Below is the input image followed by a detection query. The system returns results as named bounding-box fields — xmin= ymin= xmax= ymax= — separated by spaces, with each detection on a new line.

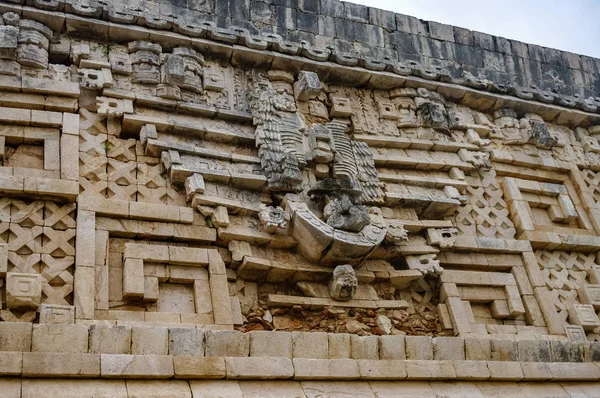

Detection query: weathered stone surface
xmin=101 ymin=354 xmax=174 ymax=378
xmin=250 ymin=331 xmax=292 ymax=358
xmin=31 ymin=324 xmax=88 ymax=353
xmin=206 ymin=331 xmax=249 ymax=358
xmin=169 ymin=328 xmax=205 ymax=357
xmin=125 ymin=380 xmax=192 ymax=398
xmin=89 ymin=325 xmax=131 ymax=354
xmin=174 ymin=357 xmax=226 ymax=379
xmin=132 ymin=327 xmax=169 ymax=355
xmin=225 ymin=357 xmax=294 ymax=379
xmin=22 ymin=352 xmax=100 ymax=377
xmin=293 ymin=358 xmax=360 ymax=380
xmin=0 ymin=322 xmax=32 ymax=352
xmin=292 ymin=332 xmax=329 ymax=359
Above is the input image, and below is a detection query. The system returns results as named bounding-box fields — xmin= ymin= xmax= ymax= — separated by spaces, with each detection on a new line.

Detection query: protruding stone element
xmin=0 ymin=25 xmax=18 ymax=60
xmin=162 ymin=47 xmax=204 ymax=93
xmin=250 ymin=71 xmax=303 ymax=192
xmin=309 ymin=178 xmax=370 ymax=233
xmin=426 ymin=227 xmax=458 ymax=249
xmin=78 ymin=68 xmax=113 ymax=89
xmin=329 ymin=265 xmax=358 ymax=301
xmin=17 ymin=19 xmax=52 ymax=69
xmin=6 ymin=272 xmax=42 ymax=310
xmin=525 ymin=118 xmax=557 ymax=149
xmin=385 ymin=221 xmax=409 ymax=244
xmin=258 ymin=205 xmax=289 ymax=234
xmin=39 ymin=304 xmax=75 ymax=324
xmin=405 ymin=254 xmax=443 ymax=277
xmin=564 ymin=325 xmax=587 ymax=342
xmin=96 ymin=97 xmax=133 ymax=117
xmin=415 ymin=96 xmax=448 ymax=131
xmin=568 ymin=304 xmax=600 ymax=330
xmin=294 ymin=71 xmax=323 ymax=101
xmin=129 ymin=41 xmax=162 ymax=84
xmin=185 ymin=173 xmax=205 ymax=197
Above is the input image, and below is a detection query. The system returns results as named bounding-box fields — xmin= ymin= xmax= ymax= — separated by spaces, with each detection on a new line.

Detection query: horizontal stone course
xmin=10 ymin=0 xmax=600 ymax=106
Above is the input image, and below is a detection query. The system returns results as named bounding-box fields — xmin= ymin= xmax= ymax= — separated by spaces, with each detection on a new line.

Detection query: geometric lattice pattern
xmin=536 ymin=250 xmax=598 ymax=326
xmin=452 ymin=169 xmax=516 ymax=239
xmin=582 ymin=169 xmax=600 ymax=206
xmin=1 ymin=200 xmax=76 ymax=313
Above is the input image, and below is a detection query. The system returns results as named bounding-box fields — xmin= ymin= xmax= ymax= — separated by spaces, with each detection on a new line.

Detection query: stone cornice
xmin=1 ymin=0 xmax=600 ymax=125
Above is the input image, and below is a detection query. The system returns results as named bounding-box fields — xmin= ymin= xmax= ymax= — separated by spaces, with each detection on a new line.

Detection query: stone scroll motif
xmin=2 ymin=9 xmax=600 ymax=346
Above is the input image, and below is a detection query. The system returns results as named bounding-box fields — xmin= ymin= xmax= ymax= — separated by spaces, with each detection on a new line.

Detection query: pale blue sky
xmin=353 ymin=0 xmax=600 ymax=59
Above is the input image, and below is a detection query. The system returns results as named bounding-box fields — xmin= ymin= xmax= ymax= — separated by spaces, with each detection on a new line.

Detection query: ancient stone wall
xmin=1 ymin=0 xmax=600 ymax=395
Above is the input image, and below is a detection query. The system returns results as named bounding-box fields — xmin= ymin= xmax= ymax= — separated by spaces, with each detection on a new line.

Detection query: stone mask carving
xmin=258 ymin=205 xmax=289 ymax=234
xmin=308 ymin=178 xmax=370 ymax=233
xmin=329 ymin=264 xmax=358 ymax=301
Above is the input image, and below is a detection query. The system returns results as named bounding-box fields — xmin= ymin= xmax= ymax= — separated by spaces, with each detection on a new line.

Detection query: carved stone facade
xmin=1 ymin=0 xmax=600 ymax=394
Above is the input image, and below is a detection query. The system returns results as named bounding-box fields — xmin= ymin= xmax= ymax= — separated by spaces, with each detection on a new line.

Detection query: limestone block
xmin=169 ymin=246 xmax=208 ymax=265
xmin=550 ymin=341 xmax=585 ymax=362
xmin=39 ymin=304 xmax=74 ymax=324
xmin=568 ymin=304 xmax=600 ymax=330
xmin=237 ymin=380 xmax=307 ymax=398
xmin=487 ymin=361 xmax=523 ymax=381
xmin=6 ymin=272 xmax=42 ymax=309
xmin=169 ymin=265 xmax=208 ymax=283
xmin=22 ymin=352 xmax=100 ymax=377
xmin=453 ymin=360 xmax=490 ymax=380
xmin=144 ymin=276 xmax=159 ymax=302
xmin=250 ymin=331 xmax=292 ymax=358
xmin=210 ymin=274 xmax=233 ymax=325
xmin=132 ymin=326 xmax=169 ymax=355
xmin=379 ymin=335 xmax=406 ymax=359
xmin=292 ymin=332 xmax=329 ymax=359
xmin=292 ymin=358 xmax=360 ymax=380
xmin=0 ymin=352 xmax=22 ymax=376
xmin=405 ymin=360 xmax=456 ymax=380
xmin=350 ymin=335 xmax=379 ymax=359
xmin=125 ymin=380 xmax=192 ymax=398
xmin=101 ymin=354 xmax=174 ymax=378
xmin=21 ymin=379 xmax=127 ymax=398
xmin=0 ymin=243 xmax=6 ymax=276
xmin=31 ymin=324 xmax=88 ymax=353
xmin=74 ymin=265 xmax=95 ymax=320
xmin=520 ymin=362 xmax=551 ymax=380
xmin=0 ymin=322 xmax=32 ymax=351
xmin=465 ymin=338 xmax=491 ymax=361
xmin=357 ymin=359 xmax=407 ymax=380
xmin=169 ymin=328 xmax=205 ymax=357
xmin=433 ymin=337 xmax=465 ymax=360
xmin=174 ymin=357 xmax=226 ymax=379
xmin=205 ymin=331 xmax=249 ymax=357
xmin=225 ymin=357 xmax=294 ymax=379
xmin=193 ymin=279 xmax=213 ymax=315
xmin=490 ymin=340 xmax=518 ymax=363
xmin=548 ymin=362 xmax=600 ymax=381
xmin=62 ymin=113 xmax=79 ymax=135
xmin=89 ymin=325 xmax=131 ymax=354
xmin=328 ymin=333 xmax=351 ymax=359
xmin=75 ymin=209 xmax=95 ymax=267
xmin=123 ymin=258 xmax=144 ymax=298
xmin=518 ymin=339 xmax=551 ymax=362
xmin=189 ymin=380 xmax=243 ymax=398
xmin=293 ymin=71 xmax=323 ymax=101
xmin=405 ymin=336 xmax=433 ymax=360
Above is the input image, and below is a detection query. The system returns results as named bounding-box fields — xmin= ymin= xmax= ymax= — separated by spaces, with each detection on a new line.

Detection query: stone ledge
xmin=4 ymin=323 xmax=600 ymax=365
xmin=1 ymin=348 xmax=600 ymax=381
xmin=6 ymin=378 xmax=600 ymax=397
